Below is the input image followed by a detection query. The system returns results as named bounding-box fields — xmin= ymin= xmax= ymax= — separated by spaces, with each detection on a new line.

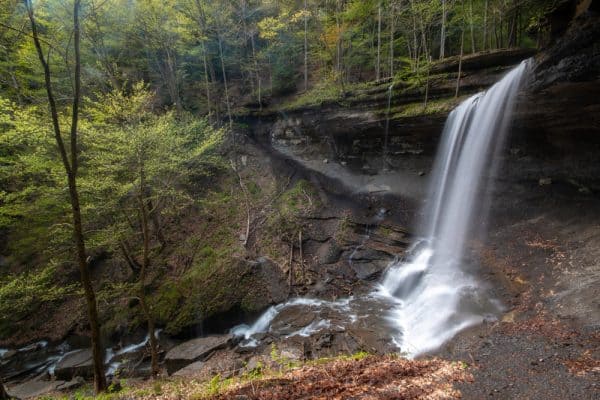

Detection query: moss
xmin=390 ymin=96 xmax=465 ymax=119
xmin=280 ymin=80 xmax=373 ymax=111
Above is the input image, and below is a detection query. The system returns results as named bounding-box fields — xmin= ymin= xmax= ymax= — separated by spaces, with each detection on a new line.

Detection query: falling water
xmin=379 ymin=60 xmax=530 ymax=356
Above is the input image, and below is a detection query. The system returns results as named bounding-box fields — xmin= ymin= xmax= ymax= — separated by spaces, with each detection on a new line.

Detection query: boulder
xmin=54 ymin=349 xmax=93 ymax=380
xmin=7 ymin=377 xmax=84 ymax=399
xmin=165 ymin=334 xmax=233 ymax=375
xmin=173 ymin=349 xmax=243 ymax=380
xmin=172 ymin=360 xmax=205 ymax=377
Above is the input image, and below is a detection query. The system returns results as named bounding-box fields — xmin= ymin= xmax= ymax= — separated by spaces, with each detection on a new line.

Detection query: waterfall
xmin=379 ymin=60 xmax=530 ymax=356
xmin=233 ymin=60 xmax=530 ymax=358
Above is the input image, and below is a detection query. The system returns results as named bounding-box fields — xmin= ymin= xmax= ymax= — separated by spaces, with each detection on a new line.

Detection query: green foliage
xmin=0 ymin=264 xmax=78 ymax=336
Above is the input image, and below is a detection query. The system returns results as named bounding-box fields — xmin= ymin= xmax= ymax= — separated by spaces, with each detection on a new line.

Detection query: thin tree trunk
xmin=440 ymin=0 xmax=446 ymax=59
xmin=493 ymin=10 xmax=498 ymax=49
xmin=201 ymin=42 xmax=212 ymax=121
xmin=304 ymin=0 xmax=308 ymax=91
xmin=298 ymin=230 xmax=304 ymax=282
xmin=147 ymin=199 xmax=166 ymax=249
xmin=424 ymin=56 xmax=431 ymax=108
xmin=455 ymin=29 xmax=464 ymax=98
xmin=250 ymin=34 xmax=262 ymax=109
xmin=288 ymin=241 xmax=294 ymax=291
xmin=217 ymin=33 xmax=233 ymax=131
xmin=508 ymin=4 xmax=518 ymax=48
xmin=483 ymin=0 xmax=488 ymax=51
xmin=137 ymin=165 xmax=159 ymax=378
xmin=240 ymin=0 xmax=258 ymax=105
xmin=410 ymin=1 xmax=418 ymax=71
xmin=335 ymin=0 xmax=342 ymax=75
xmin=119 ymin=240 xmax=141 ymax=274
xmin=269 ymin=57 xmax=274 ymax=94
xmin=25 ymin=0 xmax=107 ymax=392
xmin=469 ymin=0 xmax=475 ymax=53
xmin=376 ymin=1 xmax=382 ymax=80
xmin=389 ymin=1 xmax=395 ymax=77
xmin=499 ymin=11 xmax=504 ymax=48
xmin=164 ymin=48 xmax=181 ymax=112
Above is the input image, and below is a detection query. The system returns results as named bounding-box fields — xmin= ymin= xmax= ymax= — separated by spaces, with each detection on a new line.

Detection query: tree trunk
xmin=389 ymin=1 xmax=395 ymax=77
xmin=304 ymin=0 xmax=309 ymax=91
xmin=455 ymin=29 xmax=464 ymax=98
xmin=201 ymin=42 xmax=212 ymax=121
xmin=493 ymin=10 xmax=498 ymax=49
xmin=288 ymin=241 xmax=294 ymax=291
xmin=440 ymin=0 xmax=446 ymax=59
xmin=410 ymin=0 xmax=419 ymax=71
xmin=119 ymin=239 xmax=141 ymax=274
xmin=164 ymin=48 xmax=182 ymax=112
xmin=299 ymin=230 xmax=304 ymax=282
xmin=376 ymin=1 xmax=382 ymax=81
xmin=217 ymin=33 xmax=233 ymax=131
xmin=469 ymin=0 xmax=476 ymax=53
xmin=424 ymin=56 xmax=431 ymax=108
xmin=483 ymin=0 xmax=488 ymax=51
xmin=137 ymin=164 xmax=159 ymax=378
xmin=240 ymin=0 xmax=261 ymax=108
xmin=25 ymin=0 xmax=107 ymax=393
xmin=250 ymin=34 xmax=262 ymax=109
xmin=508 ymin=4 xmax=518 ymax=48
xmin=499 ymin=11 xmax=504 ymax=48
xmin=335 ymin=0 xmax=342 ymax=76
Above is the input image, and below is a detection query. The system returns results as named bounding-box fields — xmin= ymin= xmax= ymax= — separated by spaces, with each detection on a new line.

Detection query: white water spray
xmin=380 ymin=60 xmax=530 ymax=356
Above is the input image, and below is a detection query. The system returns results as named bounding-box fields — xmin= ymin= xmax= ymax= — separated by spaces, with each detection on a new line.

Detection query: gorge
xmin=1 ymin=1 xmax=599 ymax=399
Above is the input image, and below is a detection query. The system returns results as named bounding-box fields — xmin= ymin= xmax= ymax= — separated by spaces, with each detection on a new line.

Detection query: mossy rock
xmin=150 ymin=257 xmax=287 ymax=336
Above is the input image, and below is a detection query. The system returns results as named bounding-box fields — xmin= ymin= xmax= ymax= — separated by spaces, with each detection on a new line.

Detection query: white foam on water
xmin=231 ymin=297 xmax=354 ymax=346
xmin=286 ymin=319 xmax=331 ymax=338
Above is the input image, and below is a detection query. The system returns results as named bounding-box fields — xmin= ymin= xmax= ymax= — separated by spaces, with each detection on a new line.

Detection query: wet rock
xmin=348 ymin=248 xmax=393 ymax=280
xmin=1 ymin=349 xmax=16 ymax=360
xmin=270 ymin=308 xmax=316 ymax=335
xmin=165 ymin=334 xmax=233 ymax=375
xmin=316 ymin=240 xmax=342 ymax=264
xmin=54 ymin=349 xmax=93 ymax=380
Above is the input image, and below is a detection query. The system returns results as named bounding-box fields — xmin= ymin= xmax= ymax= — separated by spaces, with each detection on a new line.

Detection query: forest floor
xmin=41 ymin=354 xmax=473 ymax=399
